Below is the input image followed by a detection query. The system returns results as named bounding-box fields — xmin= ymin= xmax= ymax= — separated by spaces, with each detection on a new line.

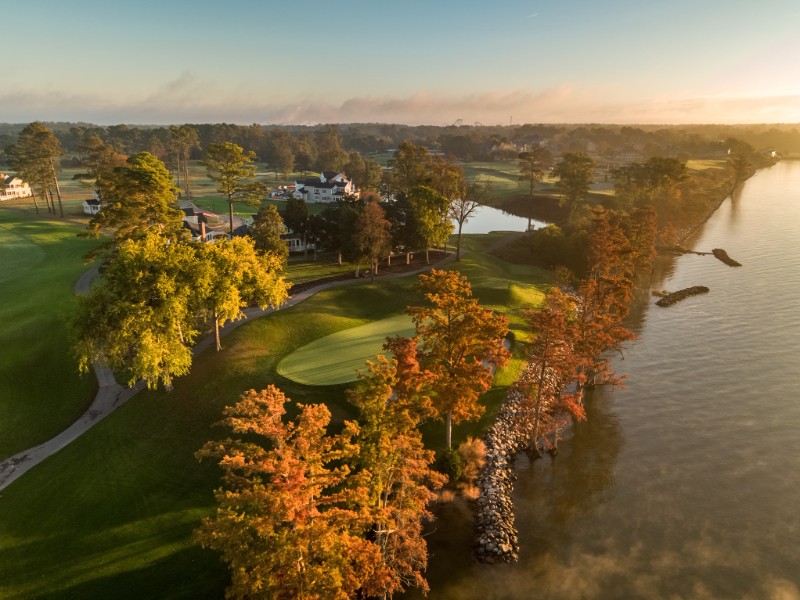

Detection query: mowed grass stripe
xmin=0 ymin=211 xmax=103 ymax=459
xmin=277 ymin=314 xmax=415 ymax=385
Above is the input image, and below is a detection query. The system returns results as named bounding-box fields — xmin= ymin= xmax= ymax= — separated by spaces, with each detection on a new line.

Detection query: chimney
xmin=200 ymin=220 xmax=206 ymax=241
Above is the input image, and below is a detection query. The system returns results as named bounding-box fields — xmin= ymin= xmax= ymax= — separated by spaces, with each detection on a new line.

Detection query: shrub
xmin=435 ymin=448 xmax=463 ymax=483
xmin=456 ymin=436 xmax=486 ymax=484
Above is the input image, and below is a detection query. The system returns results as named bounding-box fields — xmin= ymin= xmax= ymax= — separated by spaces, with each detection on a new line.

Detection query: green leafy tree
xmin=73 ymin=234 xmax=202 ymax=389
xmin=77 ymin=133 xmax=127 ymax=180
xmin=168 ymin=125 xmax=200 ymax=200
xmin=315 ymin=126 xmax=347 ymax=172
xmin=518 ymin=146 xmax=553 ymax=229
xmin=196 ymin=386 xmax=379 ymax=600
xmin=204 ymin=142 xmax=266 ymax=236
xmin=283 ymin=196 xmax=310 ymax=257
xmin=550 ymin=152 xmax=595 ymax=218
xmin=7 ymin=122 xmax=64 ymax=216
xmin=385 ymin=141 xmax=431 ymax=197
xmin=317 ymin=198 xmax=361 ymax=264
xmin=263 ymin=129 xmax=296 ymax=180
xmin=197 ymin=236 xmax=289 ymax=351
xmin=449 ymin=179 xmax=488 ymax=261
xmin=249 ymin=204 xmax=288 ymax=264
xmin=406 ymin=186 xmax=453 ymax=264
xmin=85 ymin=152 xmax=184 ymax=249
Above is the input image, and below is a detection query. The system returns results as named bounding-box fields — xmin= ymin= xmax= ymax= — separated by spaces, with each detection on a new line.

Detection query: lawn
xmin=0 ymin=231 xmax=550 ymax=599
xmin=0 ymin=209 xmax=103 ymax=459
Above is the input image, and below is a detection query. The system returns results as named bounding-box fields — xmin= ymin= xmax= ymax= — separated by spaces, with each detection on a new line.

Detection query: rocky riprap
xmin=655 ymin=286 xmax=710 ymax=307
xmin=474 ymin=386 xmax=534 ymax=563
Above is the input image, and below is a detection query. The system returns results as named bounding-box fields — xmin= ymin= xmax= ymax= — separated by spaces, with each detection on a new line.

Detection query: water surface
xmin=421 ymin=161 xmax=800 ymax=599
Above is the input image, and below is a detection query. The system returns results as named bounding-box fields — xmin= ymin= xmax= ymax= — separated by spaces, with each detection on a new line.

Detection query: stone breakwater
xmin=655 ymin=286 xmax=710 ymax=307
xmin=474 ymin=386 xmax=533 ymax=563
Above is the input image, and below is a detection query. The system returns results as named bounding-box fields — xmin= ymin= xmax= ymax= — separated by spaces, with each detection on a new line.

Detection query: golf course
xmin=0 ymin=203 xmax=551 ymax=599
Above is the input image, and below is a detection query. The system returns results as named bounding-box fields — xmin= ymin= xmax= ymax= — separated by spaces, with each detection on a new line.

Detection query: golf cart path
xmin=0 ymin=252 xmax=463 ymax=492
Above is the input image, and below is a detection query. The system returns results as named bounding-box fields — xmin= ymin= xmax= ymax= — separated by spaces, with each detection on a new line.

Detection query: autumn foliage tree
xmin=573 ymin=208 xmax=636 ymax=388
xmin=347 ymin=354 xmax=445 ymax=598
xmin=196 ymin=386 xmax=378 ymax=600
xmin=355 ymin=200 xmax=392 ymax=279
xmin=392 ymin=269 xmax=510 ymax=449
xmin=517 ymin=287 xmax=585 ymax=456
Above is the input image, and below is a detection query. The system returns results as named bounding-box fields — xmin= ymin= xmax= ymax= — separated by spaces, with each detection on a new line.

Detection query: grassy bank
xmin=0 ymin=210 xmax=103 ymax=458
xmin=0 ymin=231 xmax=549 ymax=599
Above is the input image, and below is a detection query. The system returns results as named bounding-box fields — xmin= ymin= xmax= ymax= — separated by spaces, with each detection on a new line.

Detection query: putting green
xmin=278 ymin=314 xmax=415 ymax=385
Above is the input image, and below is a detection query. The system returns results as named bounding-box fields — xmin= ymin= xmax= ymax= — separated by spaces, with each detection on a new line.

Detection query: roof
xmin=85 ymin=198 xmax=101 ymax=206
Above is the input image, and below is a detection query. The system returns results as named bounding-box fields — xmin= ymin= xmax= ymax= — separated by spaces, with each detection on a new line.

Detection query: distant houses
xmin=0 ymin=174 xmax=32 ymax=201
xmin=293 ymin=171 xmax=357 ymax=203
xmin=180 ymin=201 xmax=248 ymax=242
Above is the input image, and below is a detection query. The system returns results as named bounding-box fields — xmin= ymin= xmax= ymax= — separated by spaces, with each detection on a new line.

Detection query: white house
xmin=293 ymin=171 xmax=358 ymax=203
xmin=83 ymin=198 xmax=101 ymax=215
xmin=0 ymin=174 xmax=32 ymax=201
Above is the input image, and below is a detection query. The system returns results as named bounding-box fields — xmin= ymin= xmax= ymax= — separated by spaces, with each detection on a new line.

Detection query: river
xmin=417 ymin=160 xmax=800 ymax=599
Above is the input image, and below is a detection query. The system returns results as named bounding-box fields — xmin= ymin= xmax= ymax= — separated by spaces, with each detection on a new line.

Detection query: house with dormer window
xmin=293 ymin=171 xmax=358 ymax=203
xmin=0 ymin=174 xmax=32 ymax=201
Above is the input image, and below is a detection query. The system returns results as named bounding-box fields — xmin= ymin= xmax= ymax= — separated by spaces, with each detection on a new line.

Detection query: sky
xmin=4 ymin=0 xmax=800 ymax=125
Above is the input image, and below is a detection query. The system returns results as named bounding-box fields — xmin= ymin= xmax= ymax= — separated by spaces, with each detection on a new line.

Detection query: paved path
xmin=0 ymin=253 xmax=459 ymax=492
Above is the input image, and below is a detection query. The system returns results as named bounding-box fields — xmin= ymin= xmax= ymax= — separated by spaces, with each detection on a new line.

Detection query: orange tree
xmin=391 ymin=269 xmax=510 ymax=450
xmin=347 ymin=353 xmax=445 ymax=598
xmin=196 ymin=386 xmax=379 ymax=600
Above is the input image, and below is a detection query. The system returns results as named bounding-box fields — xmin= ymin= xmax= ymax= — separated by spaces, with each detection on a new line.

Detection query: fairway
xmin=277 ymin=314 xmax=415 ymax=385
xmin=0 ymin=211 xmax=103 ymax=459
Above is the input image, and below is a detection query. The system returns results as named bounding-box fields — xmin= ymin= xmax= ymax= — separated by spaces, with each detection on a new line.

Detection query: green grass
xmin=0 ymin=224 xmax=550 ymax=599
xmin=0 ymin=209 xmax=103 ymax=458
xmin=278 ymin=314 xmax=415 ymax=385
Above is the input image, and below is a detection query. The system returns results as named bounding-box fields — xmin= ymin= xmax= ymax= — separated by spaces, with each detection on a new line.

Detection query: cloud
xmin=0 ymin=78 xmax=797 ymax=125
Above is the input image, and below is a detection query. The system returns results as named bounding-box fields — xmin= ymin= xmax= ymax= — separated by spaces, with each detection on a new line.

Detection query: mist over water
xmin=417 ymin=161 xmax=800 ymax=599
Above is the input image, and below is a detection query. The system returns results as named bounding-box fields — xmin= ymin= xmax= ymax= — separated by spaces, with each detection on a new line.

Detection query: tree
xmin=728 ymin=153 xmax=752 ymax=195
xmin=169 ymin=125 xmax=200 ymax=200
xmin=196 ymin=386 xmax=379 ymax=600
xmin=316 ymin=198 xmax=361 ymax=264
xmin=249 ymin=204 xmax=288 ymax=264
xmin=550 ymin=152 xmax=595 ymax=217
xmin=315 ymin=126 xmax=347 ymax=172
xmin=405 ymin=186 xmax=453 ymax=264
xmin=197 ymin=236 xmax=289 ymax=351
xmin=574 ymin=208 xmax=636 ymax=388
xmin=393 ymin=269 xmax=510 ymax=449
xmin=77 ymin=133 xmax=127 ymax=180
xmin=204 ymin=142 xmax=266 ymax=236
xmin=263 ymin=129 xmax=296 ymax=180
xmin=385 ymin=141 xmax=431 ymax=197
xmin=518 ymin=146 xmax=552 ymax=229
xmin=73 ymin=233 xmax=202 ymax=389
xmin=84 ymin=152 xmax=184 ymax=248
xmin=294 ymin=133 xmax=317 ymax=175
xmin=283 ymin=197 xmax=310 ymax=258
xmin=355 ymin=200 xmax=392 ymax=280
xmin=7 ymin=122 xmax=64 ymax=217
xmin=517 ymin=288 xmax=585 ymax=456
xmin=519 ymin=147 xmax=552 ymax=196
xmin=347 ymin=356 xmax=445 ymax=598
xmin=449 ymin=179 xmax=488 ymax=261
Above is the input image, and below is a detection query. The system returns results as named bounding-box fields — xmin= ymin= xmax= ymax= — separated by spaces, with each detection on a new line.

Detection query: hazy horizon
xmin=8 ymin=0 xmax=800 ymax=126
